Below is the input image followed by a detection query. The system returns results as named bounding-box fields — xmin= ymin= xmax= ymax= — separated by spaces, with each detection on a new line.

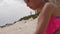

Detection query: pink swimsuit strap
xmin=45 ymin=16 xmax=60 ymax=34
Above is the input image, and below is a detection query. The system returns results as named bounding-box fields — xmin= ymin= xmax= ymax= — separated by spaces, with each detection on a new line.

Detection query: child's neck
xmin=37 ymin=2 xmax=46 ymax=11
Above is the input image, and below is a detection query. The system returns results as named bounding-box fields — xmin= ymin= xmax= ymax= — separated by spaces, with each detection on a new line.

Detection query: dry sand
xmin=0 ymin=18 xmax=38 ymax=34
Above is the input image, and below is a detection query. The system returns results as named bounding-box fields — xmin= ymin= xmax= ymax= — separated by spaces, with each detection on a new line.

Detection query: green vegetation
xmin=18 ymin=12 xmax=40 ymax=21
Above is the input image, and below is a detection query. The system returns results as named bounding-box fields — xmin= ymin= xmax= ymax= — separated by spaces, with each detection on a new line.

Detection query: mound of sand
xmin=0 ymin=18 xmax=38 ymax=34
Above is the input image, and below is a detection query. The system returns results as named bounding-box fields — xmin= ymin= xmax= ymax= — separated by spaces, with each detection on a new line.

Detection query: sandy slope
xmin=0 ymin=18 xmax=38 ymax=34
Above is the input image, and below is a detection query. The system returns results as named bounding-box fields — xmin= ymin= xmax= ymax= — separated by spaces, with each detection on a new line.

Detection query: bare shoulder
xmin=44 ymin=2 xmax=58 ymax=9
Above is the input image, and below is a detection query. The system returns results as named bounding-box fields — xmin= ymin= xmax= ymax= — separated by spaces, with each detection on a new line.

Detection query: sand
xmin=0 ymin=18 xmax=38 ymax=34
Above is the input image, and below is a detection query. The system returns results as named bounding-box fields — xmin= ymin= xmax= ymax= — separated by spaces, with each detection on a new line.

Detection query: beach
xmin=0 ymin=18 xmax=38 ymax=34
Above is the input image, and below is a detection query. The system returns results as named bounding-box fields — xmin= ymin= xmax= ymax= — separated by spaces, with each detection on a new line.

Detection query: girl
xmin=24 ymin=0 xmax=60 ymax=34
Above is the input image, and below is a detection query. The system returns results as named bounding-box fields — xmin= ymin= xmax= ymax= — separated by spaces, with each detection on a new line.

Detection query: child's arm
xmin=34 ymin=3 xmax=57 ymax=34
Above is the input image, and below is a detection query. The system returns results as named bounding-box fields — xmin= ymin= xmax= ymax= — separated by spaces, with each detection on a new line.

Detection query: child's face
xmin=24 ymin=0 xmax=42 ymax=10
